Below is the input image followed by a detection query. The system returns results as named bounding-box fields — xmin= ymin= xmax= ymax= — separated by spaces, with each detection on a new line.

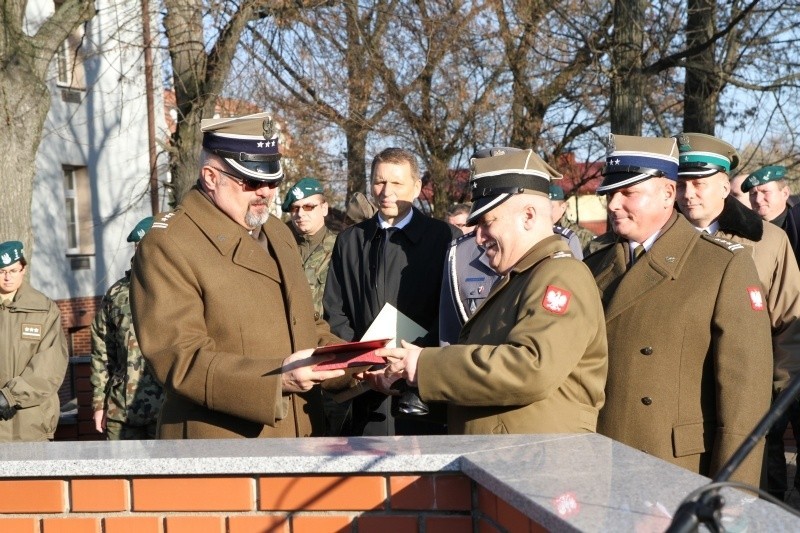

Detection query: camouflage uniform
xmin=557 ymin=214 xmax=596 ymax=253
xmin=91 ymin=271 xmax=164 ymax=439
xmin=292 ymin=225 xmax=338 ymax=317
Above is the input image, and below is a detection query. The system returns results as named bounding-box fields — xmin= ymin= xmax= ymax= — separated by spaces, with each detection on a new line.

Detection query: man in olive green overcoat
xmin=131 ymin=113 xmax=344 ymax=439
xmin=376 ymin=148 xmax=608 ymax=434
xmin=583 ymin=134 xmax=772 ymax=487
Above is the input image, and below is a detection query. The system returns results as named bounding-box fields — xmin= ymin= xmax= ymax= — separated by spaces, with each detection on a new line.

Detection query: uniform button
xmin=640 ymin=346 xmax=653 ymax=355
xmin=292 ymin=316 xmax=297 ymax=325
xmin=641 ymin=397 xmax=653 ymax=406
xmin=314 ymin=312 xmax=320 ymax=321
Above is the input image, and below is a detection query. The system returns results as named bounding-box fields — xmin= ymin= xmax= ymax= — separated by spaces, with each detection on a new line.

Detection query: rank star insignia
xmin=257 ymin=141 xmax=264 ymax=148
xmin=747 ymin=286 xmax=765 ymax=311
xmin=542 ymin=285 xmax=571 ymax=314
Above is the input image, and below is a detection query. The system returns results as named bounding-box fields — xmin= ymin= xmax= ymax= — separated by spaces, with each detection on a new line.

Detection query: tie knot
xmin=634 ymin=245 xmax=645 ymax=260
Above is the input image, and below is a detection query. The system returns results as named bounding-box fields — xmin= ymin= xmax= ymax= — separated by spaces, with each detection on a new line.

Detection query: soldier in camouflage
xmin=91 ymin=217 xmax=163 ymax=440
xmin=282 ymin=177 xmax=337 ymax=318
xmin=549 ymin=184 xmax=596 ymax=252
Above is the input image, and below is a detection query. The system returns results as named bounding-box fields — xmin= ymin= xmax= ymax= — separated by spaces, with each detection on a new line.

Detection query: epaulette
xmin=552 ymin=224 xmax=576 ymax=239
xmin=150 ymin=209 xmax=181 ymax=231
xmin=451 ymin=231 xmax=476 ymax=248
xmin=551 ymin=250 xmax=573 ymax=259
xmin=702 ymin=233 xmax=746 ymax=253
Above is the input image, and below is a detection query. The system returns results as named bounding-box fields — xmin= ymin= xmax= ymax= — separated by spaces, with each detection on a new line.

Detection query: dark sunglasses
xmin=211 ymin=167 xmax=280 ymax=191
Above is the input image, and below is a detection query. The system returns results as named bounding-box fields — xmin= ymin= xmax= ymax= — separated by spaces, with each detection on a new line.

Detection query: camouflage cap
xmin=597 ymin=134 xmax=679 ymax=194
xmin=0 ymin=241 xmax=24 ymax=267
xmin=281 ymin=177 xmax=325 ymax=212
xmin=549 ymin=183 xmax=565 ymax=201
xmin=467 ymin=148 xmax=562 ymax=226
xmin=674 ymin=133 xmax=739 ymax=178
xmin=741 ymin=165 xmax=788 ymax=192
xmin=126 ymin=216 xmax=154 ymax=243
xmin=201 ymin=112 xmax=283 ymax=183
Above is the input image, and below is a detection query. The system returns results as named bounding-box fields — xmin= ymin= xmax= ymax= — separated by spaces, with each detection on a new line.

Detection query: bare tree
xmin=0 ymin=0 xmax=95 ymax=253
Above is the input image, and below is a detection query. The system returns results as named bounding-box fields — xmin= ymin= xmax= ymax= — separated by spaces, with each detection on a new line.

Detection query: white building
xmin=27 ymin=0 xmax=168 ymax=303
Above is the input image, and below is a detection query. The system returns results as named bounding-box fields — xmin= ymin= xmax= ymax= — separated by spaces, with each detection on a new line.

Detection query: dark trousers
xmin=763 ymin=399 xmax=800 ymax=500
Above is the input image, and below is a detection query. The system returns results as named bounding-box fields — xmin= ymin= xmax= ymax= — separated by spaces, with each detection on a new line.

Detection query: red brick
xmin=71 ymin=479 xmax=128 ymax=512
xmin=477 ymin=517 xmax=503 ymax=533
xmin=259 ymin=476 xmax=385 ymax=511
xmin=41 ymin=517 xmax=98 ymax=533
xmin=477 ymin=486 xmax=497 ymax=520
xmin=389 ymin=476 xmax=434 ymax=510
xmin=228 ymin=515 xmax=289 ymax=533
xmin=164 ymin=516 xmax=223 ymax=533
xmin=72 ymin=364 xmax=92 ymax=378
xmin=291 ymin=515 xmax=352 ymax=533
xmin=132 ymin=477 xmax=253 ymax=511
xmin=357 ymin=514 xmax=417 ymax=533
xmin=75 ymin=379 xmax=92 ymax=393
xmin=0 ymin=518 xmax=38 ymax=533
xmin=0 ymin=480 xmax=65 ymax=513
xmin=434 ymin=475 xmax=471 ymax=510
xmin=530 ymin=519 xmax=548 ymax=533
xmin=425 ymin=516 xmax=471 ymax=533
xmin=497 ymin=498 xmax=530 ymax=533
xmin=104 ymin=516 xmax=161 ymax=533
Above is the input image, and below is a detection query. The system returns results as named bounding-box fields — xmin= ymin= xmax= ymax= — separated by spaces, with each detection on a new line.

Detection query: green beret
xmin=126 ymin=216 xmax=154 ymax=243
xmin=0 ymin=241 xmax=24 ymax=267
xmin=742 ymin=165 xmax=788 ymax=192
xmin=282 ymin=177 xmax=324 ymax=212
xmin=675 ymin=132 xmax=739 ymax=177
xmin=549 ymin=184 xmax=565 ymax=201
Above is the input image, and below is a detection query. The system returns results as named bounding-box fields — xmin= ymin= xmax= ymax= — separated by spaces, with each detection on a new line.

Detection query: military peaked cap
xmin=674 ymin=133 xmax=739 ymax=178
xmin=467 ymin=148 xmax=562 ymax=226
xmin=597 ymin=134 xmax=679 ymax=194
xmin=201 ymin=112 xmax=283 ymax=183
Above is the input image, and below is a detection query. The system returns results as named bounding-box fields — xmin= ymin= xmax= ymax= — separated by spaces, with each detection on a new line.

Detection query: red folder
xmin=312 ymin=338 xmax=392 ymax=370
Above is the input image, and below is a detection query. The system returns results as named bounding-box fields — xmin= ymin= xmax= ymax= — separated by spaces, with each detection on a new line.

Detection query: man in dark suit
xmin=583 ymin=134 xmax=773 ymax=487
xmin=323 ymin=147 xmax=460 ymax=436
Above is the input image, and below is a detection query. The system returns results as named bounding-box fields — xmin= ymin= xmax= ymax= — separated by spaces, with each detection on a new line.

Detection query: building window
xmin=53 ymin=2 xmax=86 ymax=90
xmin=62 ymin=166 xmax=95 ymax=256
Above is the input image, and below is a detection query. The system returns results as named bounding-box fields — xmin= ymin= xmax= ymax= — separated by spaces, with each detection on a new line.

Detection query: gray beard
xmin=245 ymin=209 xmax=270 ymax=229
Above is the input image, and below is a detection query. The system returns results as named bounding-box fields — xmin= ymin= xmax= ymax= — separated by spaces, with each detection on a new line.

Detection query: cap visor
xmin=466 ymin=193 xmax=512 ymax=226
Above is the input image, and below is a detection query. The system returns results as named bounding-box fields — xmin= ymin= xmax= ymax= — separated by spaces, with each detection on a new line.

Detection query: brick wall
xmin=0 ymin=474 xmax=545 ymax=532
xmin=56 ymin=296 xmax=101 ymax=357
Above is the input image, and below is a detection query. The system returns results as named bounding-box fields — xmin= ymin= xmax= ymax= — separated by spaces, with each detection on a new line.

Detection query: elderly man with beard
xmin=130 ymin=112 xmax=345 ymax=439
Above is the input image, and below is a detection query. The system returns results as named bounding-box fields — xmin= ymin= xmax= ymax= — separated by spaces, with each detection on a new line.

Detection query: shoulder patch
xmin=747 ymin=286 xmax=765 ymax=311
xmin=703 ymin=234 xmax=746 ymax=252
xmin=542 ymin=285 xmax=571 ymax=314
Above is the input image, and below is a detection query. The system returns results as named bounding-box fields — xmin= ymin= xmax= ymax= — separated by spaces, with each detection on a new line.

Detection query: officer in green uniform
xmin=0 ymin=241 xmax=68 ymax=441
xmin=549 ymin=183 xmax=596 ymax=252
xmin=91 ymin=217 xmax=164 ymax=440
xmin=282 ymin=178 xmax=338 ymax=318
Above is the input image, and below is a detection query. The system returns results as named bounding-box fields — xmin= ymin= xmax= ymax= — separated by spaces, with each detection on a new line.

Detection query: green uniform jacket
xmin=417 ymin=235 xmax=608 ymax=434
xmin=90 ymin=272 xmax=164 ymax=425
xmin=131 ymin=188 xmax=341 ymax=439
xmin=291 ymin=225 xmax=337 ymax=318
xmin=584 ymin=212 xmax=772 ymax=486
xmin=0 ymin=281 xmax=68 ymax=441
xmin=708 ymin=198 xmax=800 ymax=393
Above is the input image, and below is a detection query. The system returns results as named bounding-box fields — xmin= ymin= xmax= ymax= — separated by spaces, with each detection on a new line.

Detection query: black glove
xmin=0 ymin=393 xmax=17 ymax=421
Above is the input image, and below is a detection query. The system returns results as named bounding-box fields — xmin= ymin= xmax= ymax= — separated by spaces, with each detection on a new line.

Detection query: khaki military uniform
xmin=418 ymin=235 xmax=608 ymax=434
xmin=291 ymin=225 xmax=337 ymax=318
xmin=0 ymin=281 xmax=68 ymax=441
xmin=91 ymin=272 xmax=164 ymax=439
xmin=131 ymin=188 xmax=341 ymax=439
xmin=584 ymin=212 xmax=772 ymax=486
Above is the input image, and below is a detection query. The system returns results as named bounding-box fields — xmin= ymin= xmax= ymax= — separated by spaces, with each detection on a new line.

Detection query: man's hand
xmin=0 ymin=393 xmax=16 ymax=421
xmin=374 ymin=340 xmax=422 ymax=386
xmin=355 ymin=366 xmax=402 ymax=395
xmin=93 ymin=409 xmax=107 ymax=433
xmin=281 ymin=348 xmax=346 ymax=393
